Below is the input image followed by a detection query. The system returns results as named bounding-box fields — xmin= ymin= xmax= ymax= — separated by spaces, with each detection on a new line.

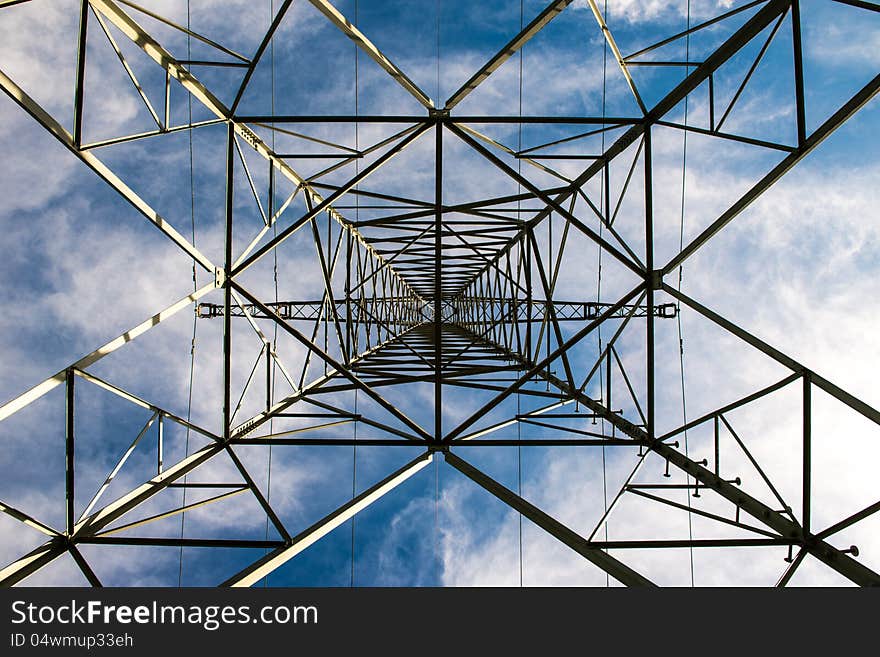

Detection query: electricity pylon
xmin=1 ymin=0 xmax=878 ymax=586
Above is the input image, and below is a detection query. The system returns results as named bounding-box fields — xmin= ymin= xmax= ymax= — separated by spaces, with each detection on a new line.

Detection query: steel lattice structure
xmin=0 ymin=0 xmax=879 ymax=586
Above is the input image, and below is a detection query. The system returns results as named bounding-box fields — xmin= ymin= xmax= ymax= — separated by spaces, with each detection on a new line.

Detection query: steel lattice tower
xmin=1 ymin=0 xmax=879 ymax=586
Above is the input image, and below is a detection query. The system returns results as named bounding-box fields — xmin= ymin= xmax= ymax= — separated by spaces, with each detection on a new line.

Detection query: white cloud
xmin=572 ymin=0 xmax=736 ymax=24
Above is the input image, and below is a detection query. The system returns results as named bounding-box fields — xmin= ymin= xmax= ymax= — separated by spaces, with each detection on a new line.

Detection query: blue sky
xmin=0 ymin=0 xmax=878 ymax=586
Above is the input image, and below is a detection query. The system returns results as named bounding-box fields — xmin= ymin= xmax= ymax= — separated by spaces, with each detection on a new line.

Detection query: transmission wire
xmin=178 ymin=0 xmax=197 ymax=588
xmin=262 ymin=0 xmax=279 ymax=588
xmin=596 ymin=0 xmax=610 ymax=589
xmin=676 ymin=0 xmax=696 ymax=588
xmin=516 ymin=0 xmax=524 ymax=589
xmin=350 ymin=0 xmax=359 ymax=589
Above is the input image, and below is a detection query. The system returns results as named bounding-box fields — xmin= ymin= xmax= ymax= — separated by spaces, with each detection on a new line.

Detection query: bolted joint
xmin=214 ymin=267 xmax=226 ymax=288
xmin=649 ymin=269 xmax=664 ymax=290
xmin=428 ymin=443 xmax=450 ymax=455
xmin=429 ymin=107 xmax=450 ymax=121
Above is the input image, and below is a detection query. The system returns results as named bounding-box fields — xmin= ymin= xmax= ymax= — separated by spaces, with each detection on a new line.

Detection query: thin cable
xmin=596 ymin=0 xmax=610 ymax=589
xmin=517 ymin=0 xmax=524 ymax=590
xmin=178 ymin=0 xmax=197 ymax=588
xmin=676 ymin=0 xmax=696 ymax=588
xmin=262 ymin=0 xmax=278 ymax=588
xmin=516 ymin=367 xmax=523 ymax=587
xmin=350 ymin=0 xmax=359 ymax=589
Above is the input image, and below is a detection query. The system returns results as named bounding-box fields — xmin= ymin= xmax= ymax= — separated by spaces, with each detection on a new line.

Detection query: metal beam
xmin=65 ymin=370 xmax=75 ymax=535
xmin=223 ymin=452 xmax=432 ymax=586
xmin=664 ymin=72 xmax=880 ymax=275
xmin=0 ymin=283 xmax=216 ymax=423
xmin=457 ymin=312 xmax=880 ymax=586
xmin=88 ymin=0 xmax=421 ymax=302
xmin=0 ymin=541 xmax=67 ymax=587
xmin=434 ymin=123 xmax=443 ymax=442
xmin=306 ymin=0 xmax=433 ymax=109
xmin=0 ymin=68 xmax=217 ymax=273
xmin=230 ymin=0 xmax=296 ymax=112
xmin=230 ymin=281 xmax=433 ymax=441
xmin=536 ymin=366 xmax=880 ymax=587
xmin=73 ymin=0 xmax=88 ymax=146
xmin=445 ymin=451 xmax=655 ymax=586
xmin=445 ymin=0 xmax=574 ymax=109
xmin=664 ymin=284 xmax=880 ymax=429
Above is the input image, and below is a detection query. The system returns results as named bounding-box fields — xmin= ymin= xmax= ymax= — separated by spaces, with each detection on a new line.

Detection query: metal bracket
xmin=650 ymin=269 xmax=663 ymax=290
